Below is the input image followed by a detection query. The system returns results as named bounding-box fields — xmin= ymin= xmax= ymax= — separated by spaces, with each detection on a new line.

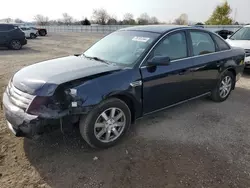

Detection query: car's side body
xmin=0 ymin=24 xmax=27 ymax=48
xmin=2 ymin=26 xmax=245 ymax=140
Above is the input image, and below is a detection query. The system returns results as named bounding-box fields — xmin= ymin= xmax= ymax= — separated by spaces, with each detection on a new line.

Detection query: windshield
xmin=230 ymin=27 xmax=250 ymax=40
xmin=83 ymin=31 xmax=160 ymax=66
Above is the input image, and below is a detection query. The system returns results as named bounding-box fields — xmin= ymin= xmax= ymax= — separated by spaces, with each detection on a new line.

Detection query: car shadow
xmin=23 ymin=86 xmax=250 ymax=188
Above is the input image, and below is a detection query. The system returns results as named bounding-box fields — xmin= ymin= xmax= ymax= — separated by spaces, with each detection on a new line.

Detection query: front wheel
xmin=79 ymin=98 xmax=131 ymax=148
xmin=30 ymin=33 xmax=36 ymax=39
xmin=210 ymin=71 xmax=235 ymax=102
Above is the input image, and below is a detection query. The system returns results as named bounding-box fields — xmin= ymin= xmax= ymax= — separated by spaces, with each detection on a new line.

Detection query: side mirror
xmin=227 ymin=35 xmax=231 ymax=39
xmin=148 ymin=56 xmax=170 ymax=66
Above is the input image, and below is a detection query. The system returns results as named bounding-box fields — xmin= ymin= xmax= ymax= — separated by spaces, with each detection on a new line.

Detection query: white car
xmin=20 ymin=26 xmax=38 ymax=39
xmin=226 ymin=25 xmax=250 ymax=68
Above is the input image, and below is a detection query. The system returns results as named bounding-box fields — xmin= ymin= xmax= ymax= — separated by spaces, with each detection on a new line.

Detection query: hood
xmin=226 ymin=39 xmax=250 ymax=49
xmin=12 ymin=55 xmax=122 ymax=95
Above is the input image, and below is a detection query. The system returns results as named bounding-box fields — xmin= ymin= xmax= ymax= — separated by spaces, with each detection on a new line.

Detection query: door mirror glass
xmin=148 ymin=56 xmax=170 ymax=66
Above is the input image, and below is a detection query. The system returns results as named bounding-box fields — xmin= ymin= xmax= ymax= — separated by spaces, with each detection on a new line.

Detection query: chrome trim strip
xmin=139 ymin=28 xmax=232 ymax=68
xmin=130 ymin=80 xmax=142 ymax=87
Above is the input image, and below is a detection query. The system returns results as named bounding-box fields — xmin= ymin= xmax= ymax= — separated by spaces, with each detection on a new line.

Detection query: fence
xmin=38 ymin=25 xmax=243 ymax=34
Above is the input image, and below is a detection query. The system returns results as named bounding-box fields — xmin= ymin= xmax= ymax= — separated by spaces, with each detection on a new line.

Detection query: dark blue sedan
xmin=2 ymin=25 xmax=245 ymax=148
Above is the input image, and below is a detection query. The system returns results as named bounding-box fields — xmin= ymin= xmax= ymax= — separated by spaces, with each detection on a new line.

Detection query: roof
xmin=120 ymin=25 xmax=191 ymax=34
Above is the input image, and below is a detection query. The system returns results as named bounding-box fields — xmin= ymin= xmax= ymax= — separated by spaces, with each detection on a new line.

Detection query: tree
xmin=62 ymin=13 xmax=73 ymax=25
xmin=137 ymin=13 xmax=150 ymax=25
xmin=2 ymin=18 xmax=12 ymax=23
xmin=92 ymin=8 xmax=109 ymax=25
xmin=149 ymin=16 xmax=159 ymax=24
xmin=14 ymin=18 xmax=24 ymax=23
xmin=205 ymin=1 xmax=232 ymax=25
xmin=81 ymin=18 xmax=91 ymax=25
xmin=34 ymin=14 xmax=49 ymax=25
xmin=107 ymin=18 xmax=117 ymax=25
xmin=123 ymin=13 xmax=135 ymax=25
xmin=174 ymin=14 xmax=188 ymax=25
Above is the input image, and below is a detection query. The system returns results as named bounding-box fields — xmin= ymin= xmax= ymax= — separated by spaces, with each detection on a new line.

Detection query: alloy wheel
xmin=219 ymin=76 xmax=232 ymax=98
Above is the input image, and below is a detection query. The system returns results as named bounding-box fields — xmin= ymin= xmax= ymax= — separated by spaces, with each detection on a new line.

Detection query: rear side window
xmin=190 ymin=31 xmax=216 ymax=56
xmin=212 ymin=34 xmax=230 ymax=51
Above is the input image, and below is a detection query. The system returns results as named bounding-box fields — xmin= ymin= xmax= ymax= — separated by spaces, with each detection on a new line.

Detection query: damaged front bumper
xmin=2 ymin=92 xmax=59 ymax=138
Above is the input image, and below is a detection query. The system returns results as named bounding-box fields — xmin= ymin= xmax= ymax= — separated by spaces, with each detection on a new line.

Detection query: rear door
xmin=0 ymin=25 xmax=8 ymax=45
xmin=187 ymin=30 xmax=222 ymax=96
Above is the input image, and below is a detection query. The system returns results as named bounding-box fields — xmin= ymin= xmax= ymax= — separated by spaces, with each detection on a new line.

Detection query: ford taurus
xmin=2 ymin=25 xmax=245 ymax=148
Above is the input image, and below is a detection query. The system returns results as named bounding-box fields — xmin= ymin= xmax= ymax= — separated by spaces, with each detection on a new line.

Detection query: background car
xmin=226 ymin=25 xmax=250 ymax=68
xmin=20 ymin=26 xmax=38 ymax=39
xmin=30 ymin=27 xmax=47 ymax=36
xmin=0 ymin=24 xmax=27 ymax=50
xmin=215 ymin=29 xmax=234 ymax=39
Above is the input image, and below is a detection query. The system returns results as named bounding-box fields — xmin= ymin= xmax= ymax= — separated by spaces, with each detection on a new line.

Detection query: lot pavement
xmin=0 ymin=33 xmax=250 ymax=188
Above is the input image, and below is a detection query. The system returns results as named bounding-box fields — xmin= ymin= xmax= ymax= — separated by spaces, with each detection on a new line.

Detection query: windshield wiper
xmin=83 ymin=54 xmax=110 ymax=64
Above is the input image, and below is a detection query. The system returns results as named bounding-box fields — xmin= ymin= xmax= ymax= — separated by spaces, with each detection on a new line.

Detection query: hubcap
xmin=94 ymin=108 xmax=126 ymax=143
xmin=219 ymin=76 xmax=232 ymax=98
xmin=11 ymin=40 xmax=21 ymax=49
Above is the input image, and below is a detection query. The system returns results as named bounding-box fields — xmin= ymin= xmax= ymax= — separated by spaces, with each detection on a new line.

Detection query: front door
xmin=140 ymin=31 xmax=196 ymax=114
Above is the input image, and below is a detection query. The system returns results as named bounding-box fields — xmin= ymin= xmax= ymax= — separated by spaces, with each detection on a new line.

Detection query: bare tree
xmin=2 ymin=18 xmax=12 ymax=23
xmin=92 ymin=8 xmax=109 ymax=25
xmin=123 ymin=13 xmax=135 ymax=25
xmin=62 ymin=13 xmax=73 ymax=25
xmin=149 ymin=16 xmax=159 ymax=24
xmin=14 ymin=18 xmax=24 ymax=23
xmin=174 ymin=14 xmax=188 ymax=25
xmin=34 ymin=14 xmax=49 ymax=25
xmin=137 ymin=13 xmax=150 ymax=25
xmin=123 ymin=13 xmax=134 ymax=21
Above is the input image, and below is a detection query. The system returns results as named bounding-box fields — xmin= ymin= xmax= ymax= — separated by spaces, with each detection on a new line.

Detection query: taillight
xmin=27 ymin=96 xmax=48 ymax=114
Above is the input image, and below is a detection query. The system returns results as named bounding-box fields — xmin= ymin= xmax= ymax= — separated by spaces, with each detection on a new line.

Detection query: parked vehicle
xmin=215 ymin=29 xmax=234 ymax=40
xmin=20 ymin=26 xmax=38 ymax=39
xmin=0 ymin=24 xmax=27 ymax=50
xmin=226 ymin=25 xmax=250 ymax=68
xmin=2 ymin=26 xmax=245 ymax=148
xmin=30 ymin=27 xmax=47 ymax=36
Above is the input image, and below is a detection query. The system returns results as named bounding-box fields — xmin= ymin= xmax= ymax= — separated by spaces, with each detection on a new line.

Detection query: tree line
xmin=1 ymin=1 xmax=246 ymax=26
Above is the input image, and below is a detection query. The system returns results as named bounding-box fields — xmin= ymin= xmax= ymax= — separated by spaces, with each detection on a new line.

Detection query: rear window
xmin=212 ymin=34 xmax=230 ymax=51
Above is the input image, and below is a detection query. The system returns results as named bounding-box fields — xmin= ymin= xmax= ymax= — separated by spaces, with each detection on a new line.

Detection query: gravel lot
xmin=0 ymin=33 xmax=250 ymax=188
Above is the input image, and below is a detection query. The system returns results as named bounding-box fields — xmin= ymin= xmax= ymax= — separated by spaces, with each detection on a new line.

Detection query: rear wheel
xmin=210 ymin=71 xmax=235 ymax=102
xmin=79 ymin=98 xmax=131 ymax=148
xmin=30 ymin=33 xmax=36 ymax=39
xmin=39 ymin=30 xmax=46 ymax=36
xmin=9 ymin=40 xmax=22 ymax=50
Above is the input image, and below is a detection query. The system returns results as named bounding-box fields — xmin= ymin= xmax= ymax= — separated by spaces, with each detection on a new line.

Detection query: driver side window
xmin=152 ymin=32 xmax=188 ymax=61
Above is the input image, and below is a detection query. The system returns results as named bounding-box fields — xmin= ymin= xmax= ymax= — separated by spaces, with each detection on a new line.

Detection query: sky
xmin=1 ymin=0 xmax=250 ymax=23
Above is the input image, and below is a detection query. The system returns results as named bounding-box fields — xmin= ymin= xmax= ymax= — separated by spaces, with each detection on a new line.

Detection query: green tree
xmin=205 ymin=1 xmax=232 ymax=25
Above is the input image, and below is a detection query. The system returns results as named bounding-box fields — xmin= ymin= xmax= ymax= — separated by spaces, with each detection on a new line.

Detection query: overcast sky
xmin=1 ymin=0 xmax=250 ymax=23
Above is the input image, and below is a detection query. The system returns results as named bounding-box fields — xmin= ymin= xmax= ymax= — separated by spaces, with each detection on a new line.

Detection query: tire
xmin=79 ymin=98 xmax=131 ymax=148
xmin=9 ymin=40 xmax=22 ymax=50
xmin=210 ymin=71 xmax=235 ymax=102
xmin=30 ymin=33 xmax=36 ymax=39
xmin=39 ymin=30 xmax=46 ymax=36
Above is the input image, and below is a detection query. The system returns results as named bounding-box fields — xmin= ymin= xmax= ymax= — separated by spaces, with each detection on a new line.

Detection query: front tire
xmin=210 ymin=71 xmax=235 ymax=102
xmin=79 ymin=98 xmax=131 ymax=148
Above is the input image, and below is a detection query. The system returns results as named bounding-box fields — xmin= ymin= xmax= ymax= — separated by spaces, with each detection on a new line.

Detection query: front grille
xmin=245 ymin=49 xmax=250 ymax=57
xmin=6 ymin=82 xmax=35 ymax=110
